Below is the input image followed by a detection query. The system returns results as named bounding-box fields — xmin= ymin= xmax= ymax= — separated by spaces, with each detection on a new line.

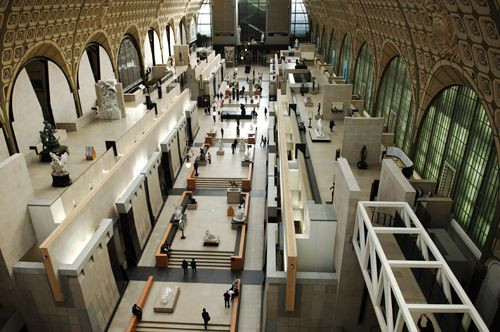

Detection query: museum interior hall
xmin=0 ymin=1 xmax=499 ymax=331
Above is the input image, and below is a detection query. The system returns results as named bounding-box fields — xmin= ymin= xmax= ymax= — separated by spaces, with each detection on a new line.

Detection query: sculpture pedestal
xmin=227 ymin=188 xmax=241 ymax=204
xmin=51 ymin=174 xmax=72 ymax=187
xmin=217 ymin=148 xmax=225 ymax=155
xmin=186 ymin=203 xmax=198 ymax=210
xmin=153 ymin=286 xmax=180 ymax=313
xmin=308 ymin=129 xmax=331 ymax=142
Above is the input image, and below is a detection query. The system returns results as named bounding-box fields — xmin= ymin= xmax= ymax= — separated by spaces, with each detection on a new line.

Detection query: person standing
xmin=212 ymin=113 xmax=216 ymax=123
xmin=236 ymin=126 xmax=240 ymax=137
xmin=329 ymin=119 xmax=335 ymax=132
xmin=221 ymin=127 xmax=224 ymax=138
xmin=231 ymin=142 xmax=235 ymax=154
xmin=264 ymin=107 xmax=268 ymax=117
xmin=207 ymin=152 xmax=212 ymax=164
xmin=190 ymin=258 xmax=197 ymax=275
xmin=260 ymin=135 xmax=264 ymax=147
xmin=236 ymin=117 xmax=240 ymax=128
xmin=417 ymin=314 xmax=434 ymax=332
xmin=132 ymin=304 xmax=142 ymax=320
xmin=194 ymin=160 xmax=199 ymax=176
xmin=201 ymin=308 xmax=210 ymax=330
xmin=181 ymin=259 xmax=189 ymax=276
xmin=263 ymin=137 xmax=267 ymax=147
xmin=223 ymin=291 xmax=231 ymax=308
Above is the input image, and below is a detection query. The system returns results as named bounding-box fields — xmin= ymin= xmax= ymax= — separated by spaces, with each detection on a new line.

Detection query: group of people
xmin=223 ymin=278 xmax=240 ymax=308
xmin=260 ymin=135 xmax=268 ymax=147
xmin=181 ymin=258 xmax=197 ymax=276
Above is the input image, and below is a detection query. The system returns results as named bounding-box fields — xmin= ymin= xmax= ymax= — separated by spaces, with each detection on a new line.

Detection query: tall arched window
xmin=415 ymin=85 xmax=499 ymax=251
xmin=328 ymin=30 xmax=337 ymax=70
xmin=118 ymin=35 xmax=143 ymax=91
xmin=197 ymin=0 xmax=212 ymax=38
xmin=338 ymin=35 xmax=351 ymax=81
xmin=353 ymin=43 xmax=374 ymax=115
xmin=290 ymin=0 xmax=309 ymax=40
xmin=375 ymin=56 xmax=414 ymax=154
xmin=163 ymin=24 xmax=175 ymax=63
xmin=320 ymin=27 xmax=327 ymax=56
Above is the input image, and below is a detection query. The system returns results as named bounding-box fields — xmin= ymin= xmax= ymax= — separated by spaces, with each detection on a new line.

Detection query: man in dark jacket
xmin=201 ymin=308 xmax=210 ymax=329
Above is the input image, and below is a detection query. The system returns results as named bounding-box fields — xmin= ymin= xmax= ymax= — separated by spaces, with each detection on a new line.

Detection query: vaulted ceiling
xmin=303 ymin=0 xmax=499 ymax=140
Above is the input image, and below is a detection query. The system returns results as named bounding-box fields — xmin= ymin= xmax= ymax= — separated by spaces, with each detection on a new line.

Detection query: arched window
xmin=197 ymin=0 xmax=212 ymax=38
xmin=320 ymin=27 xmax=327 ymax=56
xmin=78 ymin=43 xmax=115 ymax=116
xmin=144 ymin=28 xmax=162 ymax=68
xmin=290 ymin=0 xmax=309 ymax=40
xmin=315 ymin=24 xmax=320 ymax=51
xmin=415 ymin=85 xmax=499 ymax=251
xmin=338 ymin=35 xmax=351 ymax=81
xmin=353 ymin=43 xmax=374 ymax=115
xmin=375 ymin=56 xmax=414 ymax=154
xmin=118 ymin=35 xmax=143 ymax=91
xmin=328 ymin=30 xmax=337 ymax=70
xmin=163 ymin=24 xmax=175 ymax=63
xmin=10 ymin=58 xmax=77 ymax=153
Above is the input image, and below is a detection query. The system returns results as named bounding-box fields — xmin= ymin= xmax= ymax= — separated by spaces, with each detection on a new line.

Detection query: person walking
xmin=212 ymin=113 xmax=216 ymax=123
xmin=236 ymin=117 xmax=240 ymax=128
xmin=221 ymin=127 xmax=224 ymax=138
xmin=194 ymin=160 xmax=199 ymax=176
xmin=207 ymin=152 xmax=212 ymax=164
xmin=223 ymin=291 xmax=231 ymax=308
xmin=231 ymin=142 xmax=235 ymax=154
xmin=236 ymin=126 xmax=240 ymax=137
xmin=201 ymin=308 xmax=210 ymax=330
xmin=264 ymin=107 xmax=268 ymax=117
xmin=329 ymin=119 xmax=335 ymax=132
xmin=181 ymin=259 xmax=188 ymax=276
xmin=190 ymin=258 xmax=197 ymax=275
xmin=260 ymin=135 xmax=264 ymax=147
xmin=263 ymin=137 xmax=267 ymax=147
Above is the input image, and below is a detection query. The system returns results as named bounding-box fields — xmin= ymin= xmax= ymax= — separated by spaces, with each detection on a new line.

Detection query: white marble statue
xmin=244 ymin=148 xmax=251 ymax=161
xmin=174 ymin=203 xmax=182 ymax=219
xmin=160 ymin=287 xmax=174 ymax=305
xmin=218 ymin=138 xmax=223 ymax=150
xmin=239 ymin=138 xmax=246 ymax=152
xmin=295 ymin=38 xmax=299 ymax=49
xmin=234 ymin=206 xmax=245 ymax=221
xmin=261 ymin=33 xmax=265 ymax=43
xmin=96 ymin=81 xmax=121 ymax=119
xmin=50 ymin=152 xmax=69 ymax=176
xmin=315 ymin=118 xmax=326 ymax=137
xmin=203 ymin=230 xmax=220 ymax=244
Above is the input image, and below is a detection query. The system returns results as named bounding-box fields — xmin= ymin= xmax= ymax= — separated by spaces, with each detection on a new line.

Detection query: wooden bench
xmin=126 ymin=276 xmax=154 ymax=332
xmin=229 ymin=279 xmax=242 ymax=332
xmin=231 ymin=193 xmax=249 ymax=270
xmin=155 ymin=192 xmax=192 ymax=267
xmin=187 ymin=167 xmax=196 ymax=190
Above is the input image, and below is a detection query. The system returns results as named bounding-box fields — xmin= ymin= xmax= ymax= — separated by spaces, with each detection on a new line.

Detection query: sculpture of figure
xmin=235 ymin=206 xmax=245 ymax=221
xmin=295 ymin=38 xmax=299 ymax=48
xmin=261 ymin=33 xmax=265 ymax=43
xmin=315 ymin=118 xmax=325 ymax=137
xmin=205 ymin=230 xmax=217 ymax=241
xmin=218 ymin=138 xmax=223 ymax=150
xmin=199 ymin=147 xmax=206 ymax=159
xmin=97 ymin=80 xmax=121 ymax=119
xmin=357 ymin=145 xmax=368 ymax=170
xmin=174 ymin=203 xmax=182 ymax=219
xmin=244 ymin=148 xmax=251 ymax=161
xmin=160 ymin=287 xmax=174 ymax=305
xmin=50 ymin=152 xmax=69 ymax=176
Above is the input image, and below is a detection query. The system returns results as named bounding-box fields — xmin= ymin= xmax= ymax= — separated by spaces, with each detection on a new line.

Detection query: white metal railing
xmin=353 ymin=201 xmax=489 ymax=332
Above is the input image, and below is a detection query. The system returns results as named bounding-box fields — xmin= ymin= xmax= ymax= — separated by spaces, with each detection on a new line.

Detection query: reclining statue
xmin=203 ymin=230 xmax=220 ymax=245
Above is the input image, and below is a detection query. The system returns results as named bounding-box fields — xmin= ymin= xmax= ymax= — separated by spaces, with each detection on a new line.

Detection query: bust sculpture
xmin=50 ymin=152 xmax=72 ymax=187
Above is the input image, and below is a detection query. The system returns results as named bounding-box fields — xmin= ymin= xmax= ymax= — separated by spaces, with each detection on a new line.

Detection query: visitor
xmin=194 ymin=160 xmax=199 ymax=176
xmin=236 ymin=127 xmax=240 ymax=137
xmin=231 ymin=142 xmax=235 ymax=154
xmin=132 ymin=304 xmax=142 ymax=320
xmin=220 ymin=111 xmax=224 ymax=122
xmin=263 ymin=137 xmax=267 ymax=147
xmin=207 ymin=152 xmax=212 ymax=164
xmin=201 ymin=308 xmax=210 ymax=329
xmin=417 ymin=314 xmax=434 ymax=332
xmin=213 ymin=113 xmax=216 ymax=123
xmin=221 ymin=128 xmax=224 ymax=138
xmin=223 ymin=291 xmax=231 ymax=308
xmin=260 ymin=135 xmax=264 ymax=147
xmin=181 ymin=259 xmax=189 ymax=276
xmin=317 ymin=102 xmax=321 ymax=115
xmin=264 ymin=107 xmax=267 ymax=117
xmin=329 ymin=120 xmax=335 ymax=132
xmin=190 ymin=258 xmax=197 ymax=275
xmin=236 ymin=117 xmax=240 ymax=127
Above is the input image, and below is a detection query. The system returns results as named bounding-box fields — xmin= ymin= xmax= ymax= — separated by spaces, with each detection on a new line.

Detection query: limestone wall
xmin=341 ymin=117 xmax=384 ymax=166
xmin=378 ymin=159 xmax=416 ymax=205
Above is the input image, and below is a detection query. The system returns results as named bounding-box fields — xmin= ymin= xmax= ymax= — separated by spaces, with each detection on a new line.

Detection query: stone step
xmin=137 ymin=321 xmax=230 ymax=331
xmin=169 ymin=257 xmax=231 ymax=263
xmin=170 ymin=249 xmax=234 ymax=255
xmin=168 ymin=261 xmax=231 ymax=268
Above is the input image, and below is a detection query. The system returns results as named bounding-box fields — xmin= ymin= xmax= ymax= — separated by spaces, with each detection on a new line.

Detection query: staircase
xmin=136 ymin=321 xmax=231 ymax=331
xmin=195 ymin=177 xmax=242 ymax=189
xmin=168 ymin=249 xmax=232 ymax=269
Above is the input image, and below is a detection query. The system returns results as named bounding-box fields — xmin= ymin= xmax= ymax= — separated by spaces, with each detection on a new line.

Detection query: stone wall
xmin=378 ymin=159 xmax=416 ymax=205
xmin=341 ymin=117 xmax=384 ymax=166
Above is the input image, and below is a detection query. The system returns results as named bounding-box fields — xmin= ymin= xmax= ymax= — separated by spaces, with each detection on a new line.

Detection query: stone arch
xmin=123 ymin=24 xmax=143 ymax=62
xmin=77 ymin=31 xmax=116 ymax=78
xmin=5 ymin=41 xmax=74 ymax=113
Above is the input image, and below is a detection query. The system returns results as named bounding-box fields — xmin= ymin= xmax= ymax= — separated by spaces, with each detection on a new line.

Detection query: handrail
xmin=275 ymin=92 xmax=298 ymax=311
xmin=229 ymin=279 xmax=242 ymax=332
xmin=126 ymin=276 xmax=154 ymax=332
